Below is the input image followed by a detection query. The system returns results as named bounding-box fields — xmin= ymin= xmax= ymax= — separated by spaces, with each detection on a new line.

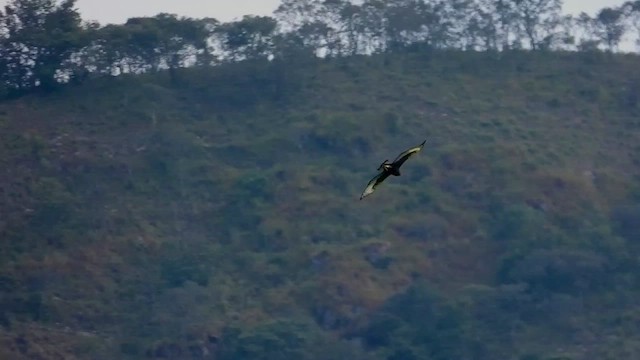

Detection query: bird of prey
xmin=360 ymin=140 xmax=426 ymax=200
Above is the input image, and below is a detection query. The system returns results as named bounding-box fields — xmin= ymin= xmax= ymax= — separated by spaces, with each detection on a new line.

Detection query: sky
xmin=0 ymin=0 xmax=632 ymax=25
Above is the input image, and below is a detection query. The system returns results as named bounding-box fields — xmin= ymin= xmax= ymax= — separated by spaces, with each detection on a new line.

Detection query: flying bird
xmin=360 ymin=140 xmax=426 ymax=200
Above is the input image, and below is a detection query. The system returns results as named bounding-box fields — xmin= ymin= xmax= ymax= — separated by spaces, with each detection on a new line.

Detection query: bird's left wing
xmin=391 ymin=139 xmax=426 ymax=168
xmin=360 ymin=171 xmax=391 ymax=199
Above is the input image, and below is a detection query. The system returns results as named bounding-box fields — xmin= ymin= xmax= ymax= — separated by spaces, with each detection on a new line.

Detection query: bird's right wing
xmin=360 ymin=171 xmax=391 ymax=199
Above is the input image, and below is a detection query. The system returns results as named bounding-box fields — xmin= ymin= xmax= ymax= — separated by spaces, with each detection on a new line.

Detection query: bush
xmin=358 ymin=283 xmax=476 ymax=360
xmin=217 ymin=320 xmax=371 ymax=360
xmin=159 ymin=244 xmax=210 ymax=288
xmin=498 ymin=249 xmax=608 ymax=295
xmin=611 ymin=204 xmax=640 ymax=242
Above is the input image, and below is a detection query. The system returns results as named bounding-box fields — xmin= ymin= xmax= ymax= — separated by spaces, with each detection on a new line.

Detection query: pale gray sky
xmin=0 ymin=0 xmax=631 ymax=24
xmin=74 ymin=0 xmax=281 ymax=23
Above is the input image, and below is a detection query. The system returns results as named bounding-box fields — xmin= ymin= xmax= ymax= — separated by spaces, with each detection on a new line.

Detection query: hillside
xmin=1 ymin=50 xmax=640 ymax=360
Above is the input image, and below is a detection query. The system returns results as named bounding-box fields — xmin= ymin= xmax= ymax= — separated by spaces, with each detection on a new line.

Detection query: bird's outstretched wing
xmin=391 ymin=139 xmax=426 ymax=168
xmin=360 ymin=171 xmax=391 ymax=199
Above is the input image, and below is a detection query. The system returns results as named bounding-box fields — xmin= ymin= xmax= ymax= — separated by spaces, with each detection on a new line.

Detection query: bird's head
xmin=378 ymin=159 xmax=390 ymax=171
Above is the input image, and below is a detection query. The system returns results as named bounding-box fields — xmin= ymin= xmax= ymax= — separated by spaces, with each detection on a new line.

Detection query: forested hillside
xmin=1 ymin=1 xmax=640 ymax=360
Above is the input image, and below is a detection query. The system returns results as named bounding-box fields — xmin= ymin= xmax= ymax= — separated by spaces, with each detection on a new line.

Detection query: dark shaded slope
xmin=1 ymin=50 xmax=639 ymax=359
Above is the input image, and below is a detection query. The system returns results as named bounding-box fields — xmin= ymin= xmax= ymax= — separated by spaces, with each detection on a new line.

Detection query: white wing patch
xmin=360 ymin=180 xmax=377 ymax=199
xmin=360 ymin=172 xmax=388 ymax=199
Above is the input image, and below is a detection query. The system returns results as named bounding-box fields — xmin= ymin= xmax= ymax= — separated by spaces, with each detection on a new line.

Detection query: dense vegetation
xmin=1 ymin=0 xmax=640 ymax=96
xmin=1 ymin=1 xmax=640 ymax=360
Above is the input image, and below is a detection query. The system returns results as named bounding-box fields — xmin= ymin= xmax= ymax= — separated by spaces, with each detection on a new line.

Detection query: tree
xmin=594 ymin=7 xmax=627 ymax=51
xmin=315 ymin=0 xmax=356 ymax=56
xmin=510 ymin=0 xmax=563 ymax=50
xmin=465 ymin=1 xmax=500 ymax=50
xmin=337 ymin=1 xmax=362 ymax=55
xmin=0 ymin=0 xmax=84 ymax=92
xmin=426 ymin=0 xmax=469 ymax=49
xmin=551 ymin=14 xmax=579 ymax=50
xmin=91 ymin=23 xmax=145 ymax=75
xmin=58 ymin=20 xmax=100 ymax=83
xmin=357 ymin=0 xmax=387 ymax=53
xmin=578 ymin=7 xmax=627 ymax=51
xmin=623 ymin=0 xmax=640 ymax=49
xmin=471 ymin=0 xmax=521 ymax=51
xmin=273 ymin=0 xmax=325 ymax=31
xmin=274 ymin=20 xmax=333 ymax=58
xmin=214 ymin=16 xmax=278 ymax=62
xmin=85 ymin=14 xmax=212 ymax=77
xmin=390 ymin=0 xmax=459 ymax=50
xmin=382 ymin=0 xmax=435 ymax=51
xmin=122 ymin=14 xmax=211 ymax=82
xmin=196 ymin=17 xmax=219 ymax=66
xmin=446 ymin=0 xmax=482 ymax=50
xmin=576 ymin=12 xmax=601 ymax=51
